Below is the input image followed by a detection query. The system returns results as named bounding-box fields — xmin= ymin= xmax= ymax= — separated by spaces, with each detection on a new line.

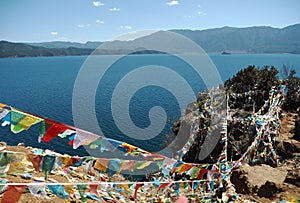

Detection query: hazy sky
xmin=1 ymin=0 xmax=299 ymax=42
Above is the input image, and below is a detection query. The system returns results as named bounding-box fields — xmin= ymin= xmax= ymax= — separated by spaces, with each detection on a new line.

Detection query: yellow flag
xmin=10 ymin=108 xmax=43 ymax=133
xmin=136 ymin=161 xmax=151 ymax=170
xmin=0 ymin=103 xmax=7 ymax=108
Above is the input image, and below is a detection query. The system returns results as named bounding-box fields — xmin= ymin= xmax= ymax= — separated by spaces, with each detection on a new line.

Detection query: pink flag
xmin=73 ymin=129 xmax=100 ymax=149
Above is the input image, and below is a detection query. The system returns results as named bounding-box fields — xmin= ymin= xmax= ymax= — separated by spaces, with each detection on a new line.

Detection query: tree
xmin=282 ymin=69 xmax=300 ymax=112
xmin=225 ymin=65 xmax=280 ymax=111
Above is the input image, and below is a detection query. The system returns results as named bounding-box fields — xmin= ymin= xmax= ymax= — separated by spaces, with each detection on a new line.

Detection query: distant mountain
xmin=92 ymin=24 xmax=300 ymax=54
xmin=27 ymin=41 xmax=102 ymax=49
xmin=0 ymin=41 xmax=93 ymax=58
xmin=1 ymin=23 xmax=300 ymax=58
xmin=171 ymin=23 xmax=300 ymax=54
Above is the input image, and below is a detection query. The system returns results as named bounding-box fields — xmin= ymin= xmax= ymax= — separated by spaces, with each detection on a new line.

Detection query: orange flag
xmin=0 ymin=103 xmax=7 ymax=108
xmin=94 ymin=158 xmax=109 ymax=172
xmin=176 ymin=163 xmax=193 ymax=175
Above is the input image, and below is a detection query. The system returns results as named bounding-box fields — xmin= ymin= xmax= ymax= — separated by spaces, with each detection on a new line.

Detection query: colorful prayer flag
xmin=10 ymin=108 xmax=43 ymax=134
xmin=73 ymin=129 xmax=100 ymax=149
xmin=1 ymin=184 xmax=27 ymax=203
xmin=42 ymin=155 xmax=56 ymax=180
xmin=47 ymin=184 xmax=69 ymax=199
xmin=40 ymin=119 xmax=68 ymax=143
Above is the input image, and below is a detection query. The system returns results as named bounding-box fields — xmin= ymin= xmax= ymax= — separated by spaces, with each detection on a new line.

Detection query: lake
xmin=0 ymin=54 xmax=299 ymax=156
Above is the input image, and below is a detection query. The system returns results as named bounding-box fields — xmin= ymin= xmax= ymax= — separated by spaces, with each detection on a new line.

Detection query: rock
xmin=257 ymin=181 xmax=281 ymax=198
xmin=294 ymin=113 xmax=300 ymax=141
xmin=230 ymin=166 xmax=250 ymax=194
xmin=284 ymin=164 xmax=300 ymax=187
xmin=172 ymin=120 xmax=181 ymax=136
xmin=169 ymin=120 xmax=191 ymax=153
xmin=276 ymin=139 xmax=300 ymax=158
xmin=185 ymin=102 xmax=198 ymax=115
xmin=0 ymin=142 xmax=6 ymax=151
xmin=231 ymin=164 xmax=287 ymax=197
xmin=292 ymin=139 xmax=300 ymax=152
xmin=276 ymin=112 xmax=300 ymax=158
xmin=0 ymin=142 xmax=6 ymax=147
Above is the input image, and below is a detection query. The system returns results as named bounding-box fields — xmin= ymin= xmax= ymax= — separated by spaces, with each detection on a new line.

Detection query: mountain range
xmin=171 ymin=23 xmax=300 ymax=53
xmin=1 ymin=23 xmax=300 ymax=57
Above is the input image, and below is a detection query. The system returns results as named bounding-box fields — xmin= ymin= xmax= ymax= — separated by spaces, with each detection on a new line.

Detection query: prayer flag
xmin=27 ymin=154 xmax=42 ymax=172
xmin=1 ymin=184 xmax=27 ymax=203
xmin=28 ymin=182 xmax=47 ymax=197
xmin=73 ymin=129 xmax=100 ymax=149
xmin=134 ymin=161 xmax=151 ymax=170
xmin=119 ymin=160 xmax=134 ymax=172
xmin=40 ymin=119 xmax=68 ymax=143
xmin=89 ymin=183 xmax=99 ymax=197
xmin=77 ymin=184 xmax=87 ymax=202
xmin=0 ymin=108 xmax=10 ymax=120
xmin=47 ymin=184 xmax=69 ymax=199
xmin=157 ymin=182 xmax=171 ymax=191
xmin=94 ymin=158 xmax=109 ymax=172
xmin=42 ymin=155 xmax=56 ymax=180
xmin=107 ymin=159 xmax=121 ymax=176
xmin=177 ymin=163 xmax=193 ymax=175
xmin=10 ymin=108 xmax=42 ymax=134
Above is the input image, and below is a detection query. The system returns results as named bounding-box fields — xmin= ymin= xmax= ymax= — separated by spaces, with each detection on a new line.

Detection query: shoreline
xmin=1 ymin=52 xmax=300 ymax=59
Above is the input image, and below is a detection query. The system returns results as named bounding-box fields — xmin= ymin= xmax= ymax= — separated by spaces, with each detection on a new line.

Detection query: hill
xmin=27 ymin=41 xmax=102 ymax=49
xmin=0 ymin=41 xmax=93 ymax=58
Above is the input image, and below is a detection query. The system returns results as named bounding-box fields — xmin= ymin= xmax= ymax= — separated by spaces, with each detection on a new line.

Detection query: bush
xmin=282 ymin=69 xmax=300 ymax=112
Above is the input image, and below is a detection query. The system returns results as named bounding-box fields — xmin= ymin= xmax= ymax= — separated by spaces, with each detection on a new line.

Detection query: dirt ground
xmin=234 ymin=112 xmax=300 ymax=203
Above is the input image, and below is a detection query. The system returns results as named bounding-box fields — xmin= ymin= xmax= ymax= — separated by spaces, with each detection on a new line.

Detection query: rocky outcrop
xmin=276 ymin=113 xmax=300 ymax=158
xmin=231 ymin=112 xmax=300 ymax=202
xmin=294 ymin=112 xmax=300 ymax=141
xmin=231 ymin=164 xmax=287 ymax=198
xmin=172 ymin=120 xmax=181 ymax=136
xmin=284 ymin=162 xmax=300 ymax=187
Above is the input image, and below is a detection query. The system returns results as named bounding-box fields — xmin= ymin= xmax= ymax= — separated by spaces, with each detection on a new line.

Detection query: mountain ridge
xmin=27 ymin=41 xmax=103 ymax=49
xmin=1 ymin=23 xmax=300 ymax=57
xmin=170 ymin=23 xmax=300 ymax=53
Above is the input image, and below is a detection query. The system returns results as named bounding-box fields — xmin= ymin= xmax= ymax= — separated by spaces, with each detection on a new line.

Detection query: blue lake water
xmin=0 ymin=54 xmax=299 ymax=156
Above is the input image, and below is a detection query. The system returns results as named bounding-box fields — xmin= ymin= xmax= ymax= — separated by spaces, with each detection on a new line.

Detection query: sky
xmin=0 ymin=0 xmax=300 ymax=43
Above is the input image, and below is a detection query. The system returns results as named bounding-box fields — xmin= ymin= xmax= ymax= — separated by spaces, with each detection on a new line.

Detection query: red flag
xmin=41 ymin=119 xmax=68 ymax=143
xmin=133 ymin=183 xmax=143 ymax=199
xmin=1 ymin=184 xmax=27 ymax=203
xmin=198 ymin=168 xmax=208 ymax=179
xmin=27 ymin=154 xmax=42 ymax=172
xmin=157 ymin=182 xmax=170 ymax=191
xmin=68 ymin=139 xmax=74 ymax=146
xmin=89 ymin=183 xmax=99 ymax=197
